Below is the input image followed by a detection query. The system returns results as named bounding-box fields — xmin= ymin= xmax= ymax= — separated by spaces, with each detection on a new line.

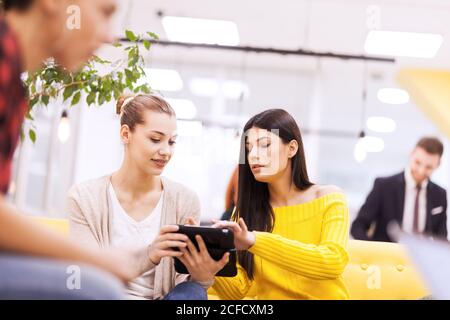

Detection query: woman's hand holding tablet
xmin=177 ymin=235 xmax=230 ymax=283
xmin=173 ymin=224 xmax=238 ymax=277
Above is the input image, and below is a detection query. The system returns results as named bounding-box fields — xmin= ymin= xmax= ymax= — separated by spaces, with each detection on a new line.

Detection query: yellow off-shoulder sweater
xmin=212 ymin=192 xmax=349 ymax=300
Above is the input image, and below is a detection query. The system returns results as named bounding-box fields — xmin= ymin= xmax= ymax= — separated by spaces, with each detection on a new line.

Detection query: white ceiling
xmin=112 ymin=0 xmax=450 ymax=69
xmin=97 ymin=0 xmax=450 ymax=206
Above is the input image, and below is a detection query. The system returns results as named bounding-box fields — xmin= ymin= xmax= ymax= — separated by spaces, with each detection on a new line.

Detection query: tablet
xmin=173 ymin=225 xmax=237 ymax=277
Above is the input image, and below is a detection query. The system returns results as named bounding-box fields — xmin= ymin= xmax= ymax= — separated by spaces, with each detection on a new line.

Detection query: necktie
xmin=413 ymin=184 xmax=421 ymax=233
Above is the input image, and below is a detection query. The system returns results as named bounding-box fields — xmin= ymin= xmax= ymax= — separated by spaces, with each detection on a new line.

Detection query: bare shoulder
xmin=315 ymin=184 xmax=344 ymax=198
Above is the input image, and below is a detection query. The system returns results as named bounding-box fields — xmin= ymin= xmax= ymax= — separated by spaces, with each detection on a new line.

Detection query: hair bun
xmin=116 ymin=94 xmax=135 ymax=115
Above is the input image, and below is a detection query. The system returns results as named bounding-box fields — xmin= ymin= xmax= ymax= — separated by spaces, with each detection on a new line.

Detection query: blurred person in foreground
xmin=0 ymin=0 xmax=160 ymax=299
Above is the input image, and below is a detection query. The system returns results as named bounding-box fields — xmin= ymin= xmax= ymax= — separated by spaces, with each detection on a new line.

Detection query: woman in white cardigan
xmin=67 ymin=94 xmax=229 ymax=300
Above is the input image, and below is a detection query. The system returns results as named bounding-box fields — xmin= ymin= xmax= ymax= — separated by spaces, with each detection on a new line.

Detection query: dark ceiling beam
xmin=120 ymin=38 xmax=396 ymax=63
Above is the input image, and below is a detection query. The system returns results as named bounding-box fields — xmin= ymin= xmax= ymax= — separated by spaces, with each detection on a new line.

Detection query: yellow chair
xmin=33 ymin=217 xmax=430 ymax=300
xmin=209 ymin=240 xmax=430 ymax=300
xmin=31 ymin=216 xmax=70 ymax=235
xmin=343 ymin=239 xmax=429 ymax=300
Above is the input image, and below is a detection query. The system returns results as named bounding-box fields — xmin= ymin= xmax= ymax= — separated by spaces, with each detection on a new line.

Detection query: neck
xmin=112 ymin=157 xmax=161 ymax=197
xmin=5 ymin=11 xmax=50 ymax=72
xmin=268 ymin=165 xmax=297 ymax=207
xmin=406 ymin=167 xmax=426 ymax=186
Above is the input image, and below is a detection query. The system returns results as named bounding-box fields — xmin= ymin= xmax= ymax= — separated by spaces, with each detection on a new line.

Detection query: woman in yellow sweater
xmin=212 ymin=109 xmax=349 ymax=300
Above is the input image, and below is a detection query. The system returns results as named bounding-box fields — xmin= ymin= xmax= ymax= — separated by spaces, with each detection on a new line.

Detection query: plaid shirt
xmin=0 ymin=19 xmax=27 ymax=194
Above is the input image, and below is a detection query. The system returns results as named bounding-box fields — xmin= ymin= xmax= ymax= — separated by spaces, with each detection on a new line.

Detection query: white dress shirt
xmin=402 ymin=168 xmax=428 ymax=234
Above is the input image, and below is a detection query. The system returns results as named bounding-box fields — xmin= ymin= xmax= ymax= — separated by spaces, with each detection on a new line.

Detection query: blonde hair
xmin=116 ymin=94 xmax=176 ymax=131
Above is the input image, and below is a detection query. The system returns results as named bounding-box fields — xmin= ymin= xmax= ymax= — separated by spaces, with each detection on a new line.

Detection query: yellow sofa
xmin=33 ymin=217 xmax=430 ymax=300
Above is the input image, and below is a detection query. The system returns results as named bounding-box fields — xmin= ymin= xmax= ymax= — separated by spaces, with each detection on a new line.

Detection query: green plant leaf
xmin=63 ymin=86 xmax=75 ymax=101
xmin=86 ymin=91 xmax=97 ymax=105
xmin=125 ymin=69 xmax=134 ymax=82
xmin=41 ymin=95 xmax=50 ymax=106
xmin=29 ymin=96 xmax=39 ymax=108
xmin=125 ymin=30 xmax=137 ymax=42
xmin=25 ymin=112 xmax=34 ymax=121
xmin=98 ymin=92 xmax=106 ymax=105
xmin=142 ymin=85 xmax=151 ymax=94
xmin=22 ymin=29 xmax=156 ymax=143
xmin=147 ymin=31 xmax=159 ymax=40
xmin=113 ymin=88 xmax=121 ymax=100
xmin=92 ymin=55 xmax=111 ymax=64
xmin=62 ymin=72 xmax=72 ymax=84
xmin=143 ymin=40 xmax=151 ymax=50
xmin=29 ymin=129 xmax=36 ymax=144
xmin=71 ymin=91 xmax=81 ymax=106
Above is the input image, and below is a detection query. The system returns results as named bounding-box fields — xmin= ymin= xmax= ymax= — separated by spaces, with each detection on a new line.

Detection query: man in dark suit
xmin=351 ymin=137 xmax=447 ymax=242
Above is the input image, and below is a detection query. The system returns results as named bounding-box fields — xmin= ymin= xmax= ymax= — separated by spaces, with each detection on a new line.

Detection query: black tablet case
xmin=174 ymin=225 xmax=237 ymax=277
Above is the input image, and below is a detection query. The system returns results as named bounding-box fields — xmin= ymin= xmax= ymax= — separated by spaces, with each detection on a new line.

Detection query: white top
xmin=109 ymin=182 xmax=163 ymax=300
xmin=402 ymin=167 xmax=428 ymax=234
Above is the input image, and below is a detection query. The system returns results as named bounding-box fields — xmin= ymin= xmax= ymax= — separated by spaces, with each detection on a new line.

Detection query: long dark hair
xmin=235 ymin=109 xmax=313 ymax=279
xmin=2 ymin=0 xmax=33 ymax=11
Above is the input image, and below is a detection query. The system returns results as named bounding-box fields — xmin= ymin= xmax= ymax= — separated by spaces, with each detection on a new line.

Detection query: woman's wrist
xmin=191 ymin=274 xmax=215 ymax=287
xmin=193 ymin=277 xmax=215 ymax=289
xmin=147 ymin=245 xmax=159 ymax=266
xmin=246 ymin=231 xmax=256 ymax=249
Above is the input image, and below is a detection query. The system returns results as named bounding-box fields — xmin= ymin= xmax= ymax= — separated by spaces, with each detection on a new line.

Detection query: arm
xmin=66 ymin=185 xmax=159 ymax=273
xmin=351 ymin=178 xmax=382 ymax=241
xmin=0 ymin=196 xmax=139 ymax=281
xmin=248 ymin=196 xmax=349 ymax=280
xmin=0 ymin=196 xmax=99 ymax=260
xmin=213 ymin=263 xmax=254 ymax=300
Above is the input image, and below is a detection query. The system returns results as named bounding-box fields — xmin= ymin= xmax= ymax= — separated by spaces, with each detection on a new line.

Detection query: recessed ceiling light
xmin=162 ymin=16 xmax=240 ymax=46
xmin=189 ymin=78 xmax=219 ymax=97
xmin=364 ymin=30 xmax=443 ymax=58
xmin=354 ymin=139 xmax=367 ymax=163
xmin=377 ymin=88 xmax=410 ymax=105
xmin=189 ymin=78 xmax=249 ymax=100
xmin=144 ymin=68 xmax=183 ymax=92
xmin=367 ymin=116 xmax=397 ymax=133
xmin=362 ymin=136 xmax=385 ymax=153
xmin=222 ymin=80 xmax=250 ymax=100
xmin=166 ymin=98 xmax=197 ymax=120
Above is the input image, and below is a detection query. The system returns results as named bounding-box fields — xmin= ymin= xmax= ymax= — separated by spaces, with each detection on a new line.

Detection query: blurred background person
xmin=351 ymin=137 xmax=447 ymax=242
